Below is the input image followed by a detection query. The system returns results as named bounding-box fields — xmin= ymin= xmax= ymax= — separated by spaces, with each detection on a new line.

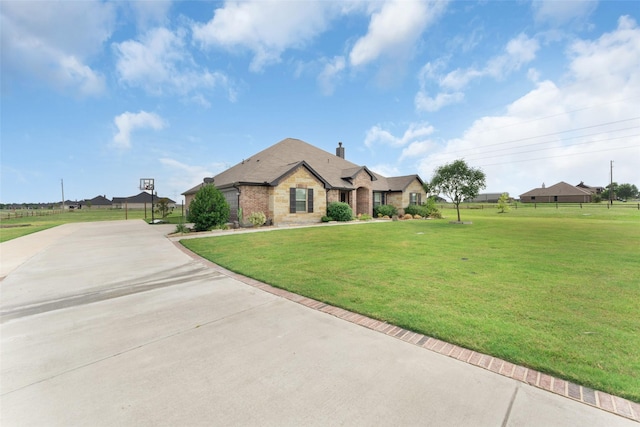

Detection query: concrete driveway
xmin=0 ymin=220 xmax=637 ymax=426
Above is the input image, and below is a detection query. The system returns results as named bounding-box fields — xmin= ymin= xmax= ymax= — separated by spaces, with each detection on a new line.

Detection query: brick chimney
xmin=336 ymin=142 xmax=345 ymax=159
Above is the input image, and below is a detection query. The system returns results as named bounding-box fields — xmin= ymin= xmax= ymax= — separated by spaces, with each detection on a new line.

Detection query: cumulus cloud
xmin=192 ymin=0 xmax=340 ymax=72
xmin=415 ymin=33 xmax=540 ymax=112
xmin=318 ymin=56 xmax=346 ymax=95
xmin=112 ymin=111 xmax=166 ymax=150
xmin=532 ymin=0 xmax=598 ymax=27
xmin=365 ymin=122 xmax=435 ymax=148
xmin=414 ymin=16 xmax=640 ymax=196
xmin=159 ymin=158 xmax=229 ymax=201
xmin=114 ymin=27 xmax=235 ymax=103
xmin=349 ymin=0 xmax=446 ymax=67
xmin=1 ymin=0 xmax=114 ymax=95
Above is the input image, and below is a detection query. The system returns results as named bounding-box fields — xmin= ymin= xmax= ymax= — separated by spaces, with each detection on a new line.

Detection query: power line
xmin=447 ymin=117 xmax=640 ymax=156
xmin=477 ymin=144 xmax=639 ymax=167
xmin=465 ymin=133 xmax=640 ymax=162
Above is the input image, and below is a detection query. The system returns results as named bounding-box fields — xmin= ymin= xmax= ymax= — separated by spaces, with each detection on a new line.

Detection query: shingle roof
xmin=113 ymin=192 xmax=175 ymax=203
xmin=86 ymin=195 xmax=112 ymax=206
xmin=520 ymin=181 xmax=592 ymax=197
xmin=183 ymin=138 xmax=425 ymax=195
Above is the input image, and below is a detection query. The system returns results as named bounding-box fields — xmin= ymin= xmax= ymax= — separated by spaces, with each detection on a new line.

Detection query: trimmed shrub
xmin=359 ymin=214 xmax=372 ymax=221
xmin=402 ymin=213 xmax=413 ymax=220
xmin=327 ymin=202 xmax=353 ymax=222
xmin=405 ymin=197 xmax=440 ymax=218
xmin=187 ymin=185 xmax=230 ymax=231
xmin=321 ymin=215 xmax=333 ymax=222
xmin=247 ymin=211 xmax=266 ymax=226
xmin=374 ymin=204 xmax=398 ymax=218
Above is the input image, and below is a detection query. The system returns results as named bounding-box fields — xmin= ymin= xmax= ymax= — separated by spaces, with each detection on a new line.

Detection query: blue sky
xmin=2 ymin=0 xmax=639 ymax=204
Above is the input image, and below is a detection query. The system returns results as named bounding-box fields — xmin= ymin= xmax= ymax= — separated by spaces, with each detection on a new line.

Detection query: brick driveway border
xmin=174 ymin=240 xmax=640 ymax=423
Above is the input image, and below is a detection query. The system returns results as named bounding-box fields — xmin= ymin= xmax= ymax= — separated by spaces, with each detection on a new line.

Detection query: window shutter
xmin=418 ymin=193 xmax=422 ymax=205
xmin=308 ymin=188 xmax=314 ymax=213
xmin=290 ymin=188 xmax=296 ymax=213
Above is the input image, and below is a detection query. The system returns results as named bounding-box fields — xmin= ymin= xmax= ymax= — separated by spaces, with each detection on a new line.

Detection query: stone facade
xmin=271 ymin=166 xmax=327 ymax=225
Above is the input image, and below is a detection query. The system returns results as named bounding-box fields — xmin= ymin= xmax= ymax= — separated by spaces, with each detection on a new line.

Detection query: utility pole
xmin=610 ymin=160 xmax=614 ymax=205
xmin=61 ymin=179 xmax=65 ymax=211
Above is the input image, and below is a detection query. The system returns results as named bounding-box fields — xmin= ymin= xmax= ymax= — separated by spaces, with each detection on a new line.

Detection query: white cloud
xmin=192 ymin=0 xmax=340 ymax=72
xmin=318 ymin=56 xmax=346 ymax=95
xmin=159 ymin=158 xmax=229 ymax=202
xmin=112 ymin=111 xmax=166 ymax=150
xmin=532 ymin=0 xmax=598 ymax=27
xmin=414 ymin=17 xmax=640 ymax=196
xmin=1 ymin=0 xmax=114 ymax=95
xmin=365 ymin=122 xmax=434 ymax=148
xmin=114 ymin=27 xmax=234 ymax=102
xmin=415 ymin=33 xmax=540 ymax=112
xmin=349 ymin=0 xmax=446 ymax=67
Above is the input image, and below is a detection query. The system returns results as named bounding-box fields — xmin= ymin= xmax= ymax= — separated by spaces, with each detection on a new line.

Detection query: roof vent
xmin=203 ymin=177 xmax=214 ymax=184
xmin=336 ymin=142 xmax=345 ymax=159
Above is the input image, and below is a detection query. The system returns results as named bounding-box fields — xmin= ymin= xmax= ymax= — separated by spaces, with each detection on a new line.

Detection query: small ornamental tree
xmin=155 ymin=198 xmax=170 ymax=218
xmin=187 ymin=185 xmax=230 ymax=231
xmin=430 ymin=159 xmax=486 ymax=222
xmin=497 ymin=193 xmax=510 ymax=213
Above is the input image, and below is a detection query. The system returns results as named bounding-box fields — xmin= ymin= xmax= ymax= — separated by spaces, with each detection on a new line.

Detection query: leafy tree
xmin=616 ymin=183 xmax=638 ymax=200
xmin=497 ymin=193 xmax=510 ymax=213
xmin=155 ymin=198 xmax=170 ymax=218
xmin=602 ymin=182 xmax=617 ymax=202
xmin=187 ymin=185 xmax=230 ymax=231
xmin=430 ymin=159 xmax=486 ymax=222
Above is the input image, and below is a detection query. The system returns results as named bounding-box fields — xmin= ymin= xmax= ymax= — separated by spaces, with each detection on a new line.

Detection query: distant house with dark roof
xmin=85 ymin=195 xmax=112 ymax=209
xmin=183 ymin=138 xmax=426 ymax=225
xmin=519 ymin=182 xmax=592 ymax=203
xmin=465 ymin=193 xmax=506 ymax=203
xmin=112 ymin=192 xmax=176 ymax=210
xmin=576 ymin=181 xmax=605 ymax=195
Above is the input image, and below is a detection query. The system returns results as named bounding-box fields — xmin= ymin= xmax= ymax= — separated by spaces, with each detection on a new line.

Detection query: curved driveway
xmin=0 ymin=220 xmax=637 ymax=426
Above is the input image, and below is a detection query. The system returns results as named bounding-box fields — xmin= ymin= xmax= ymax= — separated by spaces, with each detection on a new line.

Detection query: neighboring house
xmin=465 ymin=193 xmax=505 ymax=203
xmin=519 ymin=182 xmax=592 ymax=203
xmin=183 ymin=138 xmax=427 ymax=225
xmin=85 ymin=195 xmax=112 ymax=209
xmin=112 ymin=192 xmax=176 ymax=210
xmin=576 ymin=181 xmax=605 ymax=195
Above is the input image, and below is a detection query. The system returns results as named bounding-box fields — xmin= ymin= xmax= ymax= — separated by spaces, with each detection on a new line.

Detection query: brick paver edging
xmin=174 ymin=242 xmax=640 ymax=423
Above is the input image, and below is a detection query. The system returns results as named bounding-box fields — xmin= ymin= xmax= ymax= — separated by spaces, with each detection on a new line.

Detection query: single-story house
xmin=576 ymin=181 xmax=605 ymax=195
xmin=465 ymin=193 xmax=506 ymax=203
xmin=183 ymin=138 xmax=427 ymax=225
xmin=519 ymin=182 xmax=592 ymax=203
xmin=84 ymin=195 xmax=113 ymax=209
xmin=112 ymin=192 xmax=176 ymax=210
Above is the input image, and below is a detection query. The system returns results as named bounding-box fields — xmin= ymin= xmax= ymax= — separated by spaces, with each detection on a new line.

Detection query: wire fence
xmin=441 ymin=202 xmax=640 ymax=210
xmin=0 ymin=209 xmax=65 ymax=220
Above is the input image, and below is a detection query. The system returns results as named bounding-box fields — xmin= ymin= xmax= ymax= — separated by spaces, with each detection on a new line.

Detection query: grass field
xmin=181 ymin=206 xmax=640 ymax=402
xmin=0 ymin=209 xmax=185 ymax=242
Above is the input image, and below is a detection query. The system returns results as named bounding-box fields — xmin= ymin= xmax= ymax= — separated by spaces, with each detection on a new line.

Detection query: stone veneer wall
xmin=271 ymin=166 xmax=327 ymax=225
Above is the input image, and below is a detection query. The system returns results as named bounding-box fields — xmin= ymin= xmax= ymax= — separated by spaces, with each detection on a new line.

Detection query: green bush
xmin=327 ymin=202 xmax=353 ymax=222
xmin=247 ymin=211 xmax=266 ymax=227
xmin=174 ymin=223 xmax=189 ymax=234
xmin=187 ymin=185 xmax=230 ymax=231
xmin=321 ymin=215 xmax=333 ymax=222
xmin=359 ymin=214 xmax=372 ymax=221
xmin=405 ymin=198 xmax=439 ymax=218
xmin=374 ymin=204 xmax=398 ymax=218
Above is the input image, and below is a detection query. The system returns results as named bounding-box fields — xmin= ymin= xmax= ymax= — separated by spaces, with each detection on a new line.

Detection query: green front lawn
xmin=181 ymin=208 xmax=640 ymax=402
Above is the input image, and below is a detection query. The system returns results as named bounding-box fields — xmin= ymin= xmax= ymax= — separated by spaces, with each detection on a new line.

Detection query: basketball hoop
xmin=140 ymin=178 xmax=154 ymax=191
